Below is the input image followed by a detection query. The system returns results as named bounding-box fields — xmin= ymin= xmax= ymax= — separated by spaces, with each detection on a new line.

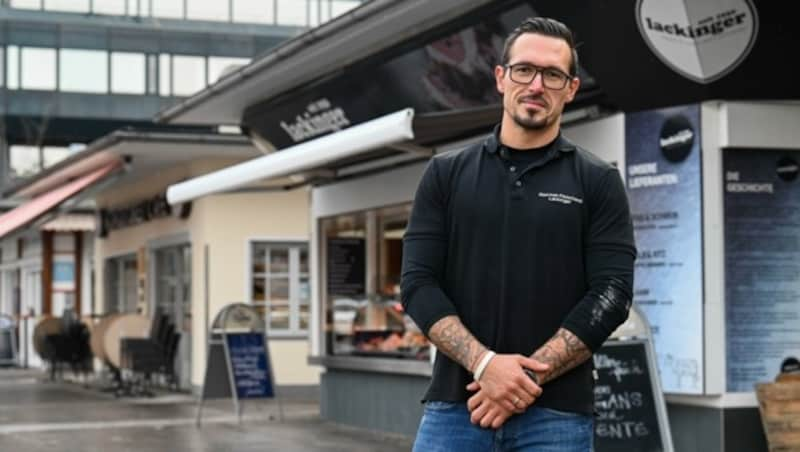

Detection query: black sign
xmin=327 ymin=238 xmax=366 ymax=296
xmin=594 ymin=341 xmax=665 ymax=452
xmin=226 ymin=333 xmax=274 ymax=399
xmin=99 ymin=194 xmax=191 ymax=237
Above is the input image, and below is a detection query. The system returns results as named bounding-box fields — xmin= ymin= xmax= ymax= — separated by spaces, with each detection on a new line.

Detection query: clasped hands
xmin=467 ymin=354 xmax=549 ymax=429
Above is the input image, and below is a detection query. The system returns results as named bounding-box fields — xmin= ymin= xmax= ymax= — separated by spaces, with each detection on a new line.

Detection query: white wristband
xmin=473 ymin=350 xmax=496 ymax=382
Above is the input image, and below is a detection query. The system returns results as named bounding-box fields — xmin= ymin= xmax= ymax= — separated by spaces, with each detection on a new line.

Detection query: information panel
xmin=594 ymin=340 xmax=666 ymax=452
xmin=226 ymin=333 xmax=274 ymax=399
xmin=625 ymin=104 xmax=704 ymax=394
xmin=327 ymin=238 xmax=366 ymax=296
xmin=723 ymin=148 xmax=800 ymax=392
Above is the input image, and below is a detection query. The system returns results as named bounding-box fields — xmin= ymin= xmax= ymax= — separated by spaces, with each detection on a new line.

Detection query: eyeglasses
xmin=505 ymin=64 xmax=573 ymax=90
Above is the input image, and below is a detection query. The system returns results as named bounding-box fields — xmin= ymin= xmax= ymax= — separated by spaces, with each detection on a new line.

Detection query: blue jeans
xmin=412 ymin=401 xmax=594 ymax=452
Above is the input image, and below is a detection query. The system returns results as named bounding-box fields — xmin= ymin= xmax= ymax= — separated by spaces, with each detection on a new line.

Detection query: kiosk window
xmin=321 ymin=205 xmax=429 ymax=361
xmin=250 ymin=242 xmax=308 ymax=336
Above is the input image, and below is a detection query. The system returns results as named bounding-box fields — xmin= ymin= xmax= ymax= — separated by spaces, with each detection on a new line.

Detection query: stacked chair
xmin=117 ymin=308 xmax=181 ymax=397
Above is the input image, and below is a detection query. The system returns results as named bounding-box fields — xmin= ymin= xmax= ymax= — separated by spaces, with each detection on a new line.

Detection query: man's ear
xmin=495 ymin=65 xmax=506 ymax=95
xmin=565 ymin=76 xmax=581 ymax=103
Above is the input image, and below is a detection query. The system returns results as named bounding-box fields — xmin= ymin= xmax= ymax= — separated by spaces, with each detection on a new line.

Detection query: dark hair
xmin=501 ymin=17 xmax=579 ymax=76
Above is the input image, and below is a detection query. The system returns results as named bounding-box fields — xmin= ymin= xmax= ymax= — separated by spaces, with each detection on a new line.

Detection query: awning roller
xmin=165 ymin=108 xmax=415 ymax=205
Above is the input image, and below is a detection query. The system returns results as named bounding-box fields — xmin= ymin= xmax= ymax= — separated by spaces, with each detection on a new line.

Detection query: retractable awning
xmin=0 ymin=160 xmax=122 ymax=239
xmin=165 ymin=109 xmax=415 ymax=205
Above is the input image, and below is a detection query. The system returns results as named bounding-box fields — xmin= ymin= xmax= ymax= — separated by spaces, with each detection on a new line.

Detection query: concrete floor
xmin=0 ymin=368 xmax=413 ymax=451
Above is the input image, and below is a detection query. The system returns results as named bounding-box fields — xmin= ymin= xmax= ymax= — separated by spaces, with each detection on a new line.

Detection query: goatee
xmin=511 ymin=111 xmax=547 ymax=130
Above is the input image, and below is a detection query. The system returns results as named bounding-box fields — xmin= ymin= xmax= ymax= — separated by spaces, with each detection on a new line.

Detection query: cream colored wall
xmin=191 ymin=188 xmax=318 ymax=387
xmin=93 ymin=157 xmax=318 ymax=389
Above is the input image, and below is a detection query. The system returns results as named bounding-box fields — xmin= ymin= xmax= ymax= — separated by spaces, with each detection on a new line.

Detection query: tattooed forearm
xmin=530 ymin=328 xmax=592 ymax=385
xmin=428 ymin=315 xmax=488 ymax=372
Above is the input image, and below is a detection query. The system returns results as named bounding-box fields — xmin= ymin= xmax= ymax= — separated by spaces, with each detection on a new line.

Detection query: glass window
xmin=232 ymin=0 xmax=274 ymax=24
xmin=276 ymin=0 xmax=306 ymax=26
xmin=44 ymin=0 xmax=89 ymax=12
xmin=147 ymin=54 xmax=157 ymax=94
xmin=10 ymin=0 xmax=42 ymax=9
xmin=250 ymin=242 xmax=309 ymax=335
xmin=0 ymin=47 xmax=4 ymax=87
xmin=9 ymin=145 xmax=41 ymax=179
xmin=59 ymin=49 xmax=108 ymax=94
xmin=111 ymin=52 xmax=145 ymax=94
xmin=208 ymin=56 xmax=249 ymax=84
xmin=321 ymin=204 xmax=429 ymax=360
xmin=43 ymin=146 xmax=71 ymax=168
xmin=172 ymin=55 xmax=206 ymax=96
xmin=187 ymin=0 xmax=229 ymax=21
xmin=6 ymin=46 xmax=19 ymax=89
xmin=92 ymin=0 xmax=125 ymax=15
xmin=126 ymin=0 xmax=140 ymax=16
xmin=105 ymin=254 xmax=137 ymax=314
xmin=331 ymin=0 xmax=359 ymax=18
xmin=153 ymin=0 xmax=183 ymax=19
xmin=159 ymin=53 xmax=171 ymax=96
xmin=21 ymin=47 xmax=56 ymax=90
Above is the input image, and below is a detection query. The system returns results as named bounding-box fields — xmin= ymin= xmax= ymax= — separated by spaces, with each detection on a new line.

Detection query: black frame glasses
xmin=505 ymin=64 xmax=573 ymax=90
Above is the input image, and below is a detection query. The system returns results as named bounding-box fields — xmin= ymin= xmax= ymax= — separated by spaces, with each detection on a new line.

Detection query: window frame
xmin=247 ymin=238 xmax=309 ymax=338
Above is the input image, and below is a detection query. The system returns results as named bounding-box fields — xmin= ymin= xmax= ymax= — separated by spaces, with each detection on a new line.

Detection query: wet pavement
xmin=0 ymin=367 xmax=413 ymax=451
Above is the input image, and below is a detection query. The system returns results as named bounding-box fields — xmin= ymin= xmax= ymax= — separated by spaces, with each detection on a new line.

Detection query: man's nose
xmin=526 ymin=72 xmax=545 ymax=92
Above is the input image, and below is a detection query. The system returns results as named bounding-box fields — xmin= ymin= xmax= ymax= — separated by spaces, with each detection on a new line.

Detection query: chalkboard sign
xmin=227 ymin=333 xmax=274 ymax=398
xmin=594 ymin=339 xmax=671 ymax=452
xmin=327 ymin=238 xmax=366 ymax=296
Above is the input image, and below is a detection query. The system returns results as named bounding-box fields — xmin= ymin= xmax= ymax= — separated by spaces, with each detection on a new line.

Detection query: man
xmin=401 ymin=17 xmax=636 ymax=451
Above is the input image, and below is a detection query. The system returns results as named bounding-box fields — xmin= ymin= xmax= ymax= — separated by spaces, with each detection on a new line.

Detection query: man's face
xmin=495 ymin=33 xmax=580 ymax=131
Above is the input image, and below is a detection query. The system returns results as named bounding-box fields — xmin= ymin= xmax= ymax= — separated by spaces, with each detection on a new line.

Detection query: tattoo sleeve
xmin=530 ymin=328 xmax=592 ymax=385
xmin=428 ymin=315 xmax=487 ymax=372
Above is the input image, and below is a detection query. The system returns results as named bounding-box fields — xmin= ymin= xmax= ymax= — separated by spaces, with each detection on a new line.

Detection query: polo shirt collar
xmin=483 ymin=123 xmax=577 ymax=154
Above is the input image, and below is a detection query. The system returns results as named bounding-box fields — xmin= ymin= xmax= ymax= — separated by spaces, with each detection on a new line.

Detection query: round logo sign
xmin=636 ymin=0 xmax=759 ymax=84
xmin=659 ymin=115 xmax=694 ymax=163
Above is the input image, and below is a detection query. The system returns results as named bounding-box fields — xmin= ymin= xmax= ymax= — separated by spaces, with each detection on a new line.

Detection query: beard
xmin=511 ymin=109 xmax=548 ymax=130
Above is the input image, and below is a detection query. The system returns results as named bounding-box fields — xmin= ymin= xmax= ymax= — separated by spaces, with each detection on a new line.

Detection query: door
xmin=154 ymin=244 xmax=191 ymax=390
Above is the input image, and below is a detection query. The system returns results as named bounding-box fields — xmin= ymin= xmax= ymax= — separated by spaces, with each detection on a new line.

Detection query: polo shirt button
xmin=510 ymin=166 xmax=517 ymax=172
xmin=515 ymin=180 xmax=522 ymax=187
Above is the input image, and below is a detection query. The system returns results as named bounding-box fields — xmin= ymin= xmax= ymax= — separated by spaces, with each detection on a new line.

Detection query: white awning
xmin=165 ymin=108 xmax=415 ymax=205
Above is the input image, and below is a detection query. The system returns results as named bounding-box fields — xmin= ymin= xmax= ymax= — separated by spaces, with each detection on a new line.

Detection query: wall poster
xmin=723 ymin=148 xmax=800 ymax=392
xmin=625 ymin=104 xmax=704 ymax=394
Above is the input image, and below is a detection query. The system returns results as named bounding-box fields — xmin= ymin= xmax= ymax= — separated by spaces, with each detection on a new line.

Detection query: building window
xmin=44 ymin=0 xmax=90 ymax=13
xmin=208 ymin=56 xmax=250 ymax=85
xmin=21 ymin=47 xmax=56 ymax=90
xmin=10 ymin=0 xmax=42 ymax=9
xmin=232 ymin=0 xmax=274 ymax=24
xmin=9 ymin=146 xmax=41 ymax=179
xmin=104 ymin=254 xmax=138 ymax=314
xmin=6 ymin=46 xmax=19 ymax=90
xmin=92 ymin=0 xmax=126 ymax=15
xmin=171 ymin=55 xmax=206 ymax=96
xmin=320 ymin=204 xmax=429 ymax=360
xmin=186 ymin=0 xmax=229 ymax=22
xmin=276 ymin=0 xmax=306 ymax=26
xmin=111 ymin=52 xmax=146 ymax=94
xmin=250 ymin=242 xmax=309 ymax=336
xmin=159 ymin=53 xmax=171 ymax=96
xmin=152 ymin=0 xmax=183 ymax=19
xmin=59 ymin=48 xmax=108 ymax=94
xmin=146 ymin=54 xmax=158 ymax=95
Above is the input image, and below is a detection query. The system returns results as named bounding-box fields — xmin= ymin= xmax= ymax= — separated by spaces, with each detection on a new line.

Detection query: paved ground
xmin=0 ymin=367 xmax=413 ymax=451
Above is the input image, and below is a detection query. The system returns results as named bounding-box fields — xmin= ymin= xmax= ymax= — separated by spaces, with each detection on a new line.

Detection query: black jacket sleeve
xmin=561 ymin=168 xmax=637 ymax=352
xmin=400 ymin=159 xmax=459 ymax=335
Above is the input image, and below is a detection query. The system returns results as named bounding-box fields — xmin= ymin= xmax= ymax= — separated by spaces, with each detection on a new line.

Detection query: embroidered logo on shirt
xmin=538 ymin=192 xmax=583 ymax=205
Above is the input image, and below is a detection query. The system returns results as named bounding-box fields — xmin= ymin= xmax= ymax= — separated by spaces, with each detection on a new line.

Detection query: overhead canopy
xmin=166 ymin=109 xmax=416 ymax=205
xmin=0 ymin=161 xmax=121 ymax=239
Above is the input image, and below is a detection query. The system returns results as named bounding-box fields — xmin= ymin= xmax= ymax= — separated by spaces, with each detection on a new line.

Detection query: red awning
xmin=0 ymin=161 xmax=121 ymax=239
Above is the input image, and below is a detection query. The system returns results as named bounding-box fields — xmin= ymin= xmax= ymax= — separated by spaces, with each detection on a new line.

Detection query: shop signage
xmin=243 ymin=3 xmax=537 ymax=149
xmin=594 ymin=339 xmax=670 ymax=452
xmin=226 ymin=333 xmax=274 ymax=398
xmin=99 ymin=194 xmax=191 ymax=237
xmin=636 ymin=0 xmax=758 ymax=84
xmin=625 ymin=104 xmax=704 ymax=394
xmin=723 ymin=148 xmax=800 ymax=392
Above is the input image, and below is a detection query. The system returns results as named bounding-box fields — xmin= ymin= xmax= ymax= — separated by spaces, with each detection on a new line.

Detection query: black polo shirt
xmin=400 ymin=126 xmax=636 ymax=414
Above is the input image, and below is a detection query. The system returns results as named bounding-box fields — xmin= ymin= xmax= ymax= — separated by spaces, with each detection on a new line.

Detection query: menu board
xmin=327 ymin=238 xmax=366 ymax=296
xmin=625 ymin=104 xmax=704 ymax=394
xmin=226 ymin=333 xmax=274 ymax=399
xmin=594 ymin=340 xmax=668 ymax=452
xmin=723 ymin=148 xmax=800 ymax=392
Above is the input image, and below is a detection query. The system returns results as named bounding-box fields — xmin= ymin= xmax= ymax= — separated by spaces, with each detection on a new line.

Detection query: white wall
xmin=563 ymin=113 xmax=626 ymax=172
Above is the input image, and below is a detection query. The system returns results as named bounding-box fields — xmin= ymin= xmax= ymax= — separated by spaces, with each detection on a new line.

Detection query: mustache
xmin=518 ymin=95 xmax=547 ymax=106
